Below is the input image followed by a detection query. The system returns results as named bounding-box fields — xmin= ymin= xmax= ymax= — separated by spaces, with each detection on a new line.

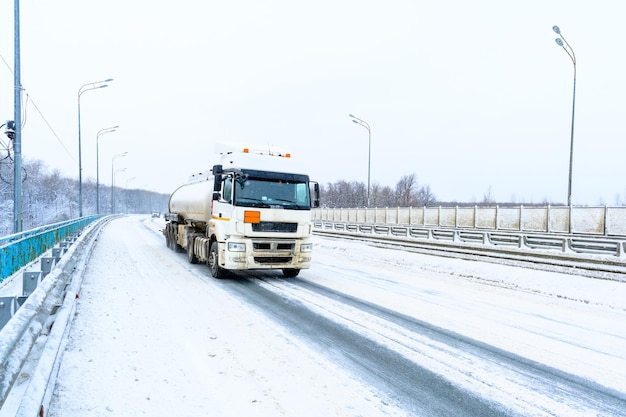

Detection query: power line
xmin=25 ymin=92 xmax=77 ymax=164
xmin=0 ymin=52 xmax=11 ymax=73
xmin=1 ymin=52 xmax=77 ymax=165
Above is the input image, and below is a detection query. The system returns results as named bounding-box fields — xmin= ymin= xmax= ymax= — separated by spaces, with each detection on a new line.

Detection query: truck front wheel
xmin=208 ymin=241 xmax=225 ymax=279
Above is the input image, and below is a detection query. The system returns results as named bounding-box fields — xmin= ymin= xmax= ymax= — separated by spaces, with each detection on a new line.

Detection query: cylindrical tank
xmin=168 ymin=176 xmax=214 ymax=224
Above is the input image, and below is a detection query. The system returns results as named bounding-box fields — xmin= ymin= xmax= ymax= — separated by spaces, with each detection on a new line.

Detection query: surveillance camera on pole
xmin=4 ymin=120 xmax=15 ymax=140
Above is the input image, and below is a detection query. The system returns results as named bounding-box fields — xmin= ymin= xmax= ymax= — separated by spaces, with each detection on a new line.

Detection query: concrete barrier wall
xmin=313 ymin=206 xmax=626 ymax=237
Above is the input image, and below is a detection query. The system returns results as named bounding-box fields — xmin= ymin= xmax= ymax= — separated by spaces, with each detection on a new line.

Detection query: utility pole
xmin=13 ymin=0 xmax=22 ymax=233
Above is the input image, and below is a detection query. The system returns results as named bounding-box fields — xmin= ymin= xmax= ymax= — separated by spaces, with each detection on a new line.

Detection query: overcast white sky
xmin=1 ymin=1 xmax=625 ymax=205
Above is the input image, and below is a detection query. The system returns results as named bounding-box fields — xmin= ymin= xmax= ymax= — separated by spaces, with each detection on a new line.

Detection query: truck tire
xmin=165 ymin=229 xmax=172 ymax=249
xmin=167 ymin=224 xmax=183 ymax=252
xmin=187 ymin=236 xmax=198 ymax=264
xmin=282 ymin=268 xmax=300 ymax=278
xmin=208 ymin=241 xmax=225 ymax=279
xmin=166 ymin=225 xmax=174 ymax=250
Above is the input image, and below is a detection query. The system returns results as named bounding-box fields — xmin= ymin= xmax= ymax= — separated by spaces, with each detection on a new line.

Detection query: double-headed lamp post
xmin=112 ymin=168 xmax=126 ymax=213
xmin=349 ymin=114 xmax=371 ymax=207
xmin=78 ymin=78 xmax=113 ymax=217
xmin=126 ymin=177 xmax=136 ymax=213
xmin=96 ymin=125 xmax=119 ymax=214
xmin=111 ymin=152 xmax=127 ymax=213
xmin=552 ymin=25 xmax=576 ymax=208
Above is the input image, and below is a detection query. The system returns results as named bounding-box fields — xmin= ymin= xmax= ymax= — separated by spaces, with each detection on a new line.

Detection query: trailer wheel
xmin=167 ymin=225 xmax=182 ymax=252
xmin=165 ymin=225 xmax=174 ymax=250
xmin=282 ymin=268 xmax=300 ymax=278
xmin=165 ymin=228 xmax=172 ymax=249
xmin=208 ymin=241 xmax=225 ymax=279
xmin=187 ymin=236 xmax=198 ymax=264
xmin=168 ymin=229 xmax=178 ymax=251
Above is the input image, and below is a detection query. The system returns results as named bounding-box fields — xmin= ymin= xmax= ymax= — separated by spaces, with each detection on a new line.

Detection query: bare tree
xmin=379 ymin=186 xmax=396 ymax=207
xmin=396 ymin=173 xmax=418 ymax=206
xmin=482 ymin=186 xmax=495 ymax=205
xmin=416 ymin=184 xmax=436 ymax=206
xmin=320 ymin=173 xmax=437 ymax=208
xmin=320 ymin=180 xmax=368 ymax=208
xmin=370 ymin=183 xmax=394 ymax=207
xmin=0 ymin=158 xmax=170 ymax=235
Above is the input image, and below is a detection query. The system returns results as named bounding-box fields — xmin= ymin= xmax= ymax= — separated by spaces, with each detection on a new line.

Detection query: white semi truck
xmin=163 ymin=146 xmax=319 ymax=278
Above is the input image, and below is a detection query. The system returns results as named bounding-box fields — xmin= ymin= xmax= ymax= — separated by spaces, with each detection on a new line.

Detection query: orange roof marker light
xmin=215 ymin=144 xmax=298 ymax=172
xmin=237 ymin=146 xmax=291 ymax=158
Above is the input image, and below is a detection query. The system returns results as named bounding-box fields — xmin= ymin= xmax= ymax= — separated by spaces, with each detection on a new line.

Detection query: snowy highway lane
xmin=47 ymin=215 xmax=626 ymax=416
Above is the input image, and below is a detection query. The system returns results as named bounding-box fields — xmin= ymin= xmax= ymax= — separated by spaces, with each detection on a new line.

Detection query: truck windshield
xmin=234 ymin=178 xmax=310 ymax=209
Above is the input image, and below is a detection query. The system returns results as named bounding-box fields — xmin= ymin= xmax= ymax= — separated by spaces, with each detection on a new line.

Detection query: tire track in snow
xmin=221 ymin=274 xmax=511 ymax=417
xmin=221 ymin=274 xmax=626 ymax=416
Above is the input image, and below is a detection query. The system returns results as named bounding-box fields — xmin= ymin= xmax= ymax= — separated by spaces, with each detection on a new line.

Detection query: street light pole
xmin=126 ymin=177 xmax=136 ymax=188
xmin=111 ymin=152 xmax=127 ymax=213
xmin=78 ymin=78 xmax=113 ymax=217
xmin=112 ymin=168 xmax=126 ymax=214
xmin=13 ymin=0 xmax=22 ymax=233
xmin=552 ymin=25 xmax=576 ymax=208
xmin=96 ymin=125 xmax=119 ymax=214
xmin=349 ymin=114 xmax=371 ymax=207
xmin=126 ymin=177 xmax=136 ymax=213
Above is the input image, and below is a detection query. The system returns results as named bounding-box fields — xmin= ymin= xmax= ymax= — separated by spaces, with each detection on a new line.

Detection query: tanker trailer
xmin=163 ymin=146 xmax=320 ymax=278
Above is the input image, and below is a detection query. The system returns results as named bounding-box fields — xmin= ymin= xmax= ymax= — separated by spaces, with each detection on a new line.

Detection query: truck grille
xmin=252 ymin=240 xmax=295 ymax=264
xmin=253 ymin=242 xmax=295 ymax=251
xmin=252 ymin=222 xmax=297 ymax=232
xmin=254 ymin=257 xmax=293 ymax=264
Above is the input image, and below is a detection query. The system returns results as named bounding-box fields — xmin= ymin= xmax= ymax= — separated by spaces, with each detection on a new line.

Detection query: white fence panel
xmin=312 ymin=205 xmax=626 ymax=236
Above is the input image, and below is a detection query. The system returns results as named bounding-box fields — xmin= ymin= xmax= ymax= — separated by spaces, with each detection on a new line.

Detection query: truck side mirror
xmin=310 ymin=182 xmax=320 ymax=208
xmin=212 ymin=192 xmax=221 ymax=201
xmin=213 ymin=174 xmax=222 ymax=192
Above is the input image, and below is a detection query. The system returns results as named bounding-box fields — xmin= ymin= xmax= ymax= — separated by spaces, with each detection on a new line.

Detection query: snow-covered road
xmin=46 ymin=215 xmax=626 ymax=416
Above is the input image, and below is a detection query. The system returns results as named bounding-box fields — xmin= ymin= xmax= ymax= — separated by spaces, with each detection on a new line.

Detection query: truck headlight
xmin=300 ymin=243 xmax=313 ymax=252
xmin=228 ymin=242 xmax=246 ymax=252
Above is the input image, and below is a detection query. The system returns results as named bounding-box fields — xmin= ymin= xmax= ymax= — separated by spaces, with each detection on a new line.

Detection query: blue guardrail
xmin=0 ymin=216 xmax=101 ymax=282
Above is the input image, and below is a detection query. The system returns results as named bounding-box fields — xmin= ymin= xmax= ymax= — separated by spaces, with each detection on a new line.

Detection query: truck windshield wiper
xmin=236 ymin=198 xmax=272 ymax=208
xmin=272 ymin=198 xmax=297 ymax=205
xmin=270 ymin=199 xmax=309 ymax=209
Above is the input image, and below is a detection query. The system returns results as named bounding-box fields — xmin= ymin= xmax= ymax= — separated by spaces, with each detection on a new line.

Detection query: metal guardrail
xmin=0 ymin=217 xmax=109 ymax=415
xmin=313 ymin=221 xmax=626 ymax=258
xmin=0 ymin=216 xmax=102 ymax=282
xmin=0 ymin=237 xmax=78 ymax=331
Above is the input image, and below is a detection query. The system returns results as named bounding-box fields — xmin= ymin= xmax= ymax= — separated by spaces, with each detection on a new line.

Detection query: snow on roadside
xmin=46 ymin=216 xmax=412 ymax=417
xmin=309 ymin=236 xmax=626 ymax=395
xmin=311 ymin=235 xmax=626 ymax=311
